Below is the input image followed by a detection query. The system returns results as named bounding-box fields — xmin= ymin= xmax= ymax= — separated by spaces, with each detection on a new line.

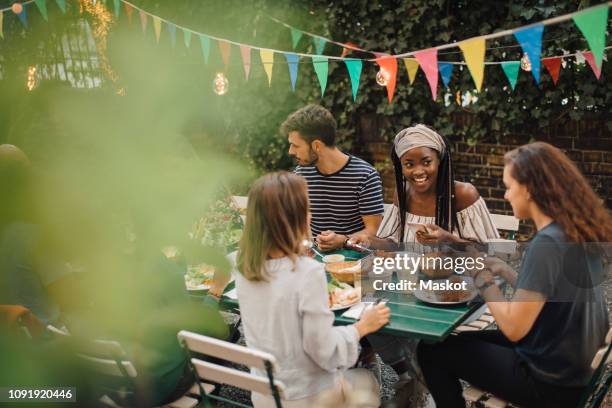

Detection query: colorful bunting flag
xmin=139 ymin=10 xmax=147 ymax=33
xmin=125 ymin=3 xmax=134 ymax=25
xmin=153 ymin=16 xmax=162 ymax=43
xmin=55 ymin=0 xmax=66 ymax=14
xmin=501 ymin=61 xmax=520 ymax=91
xmin=344 ymin=59 xmax=362 ymax=101
xmin=376 ymin=56 xmax=398 ymax=103
xmin=17 ymin=6 xmax=27 ymax=28
xmin=260 ymin=50 xmax=274 ymax=86
xmin=200 ymin=35 xmax=210 ymax=63
xmin=514 ymin=24 xmax=544 ymax=84
xmin=168 ymin=23 xmax=177 ymax=48
xmin=312 ymin=56 xmax=328 ymax=96
xmin=414 ymin=49 xmax=438 ymax=100
xmin=438 ymin=63 xmax=453 ymax=88
xmin=582 ymin=51 xmax=602 ymax=80
xmin=113 ymin=0 xmax=120 ymax=17
xmin=285 ymin=53 xmax=299 ymax=91
xmin=572 ymin=5 xmax=609 ymax=70
xmin=240 ymin=45 xmax=251 ymax=80
xmin=314 ymin=37 xmax=326 ymax=55
xmin=459 ymin=37 xmax=486 ymax=91
xmin=542 ymin=57 xmax=561 ymax=85
xmin=403 ymin=58 xmax=419 ymax=84
xmin=219 ymin=41 xmax=231 ymax=69
xmin=0 ymin=12 xmax=3 ymax=39
xmin=34 ymin=0 xmax=48 ymax=21
xmin=183 ymin=29 xmax=191 ymax=48
xmin=290 ymin=28 xmax=302 ymax=50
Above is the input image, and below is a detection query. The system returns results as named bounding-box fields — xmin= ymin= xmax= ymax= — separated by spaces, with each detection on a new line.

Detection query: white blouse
xmin=377 ymin=197 xmax=500 ymax=243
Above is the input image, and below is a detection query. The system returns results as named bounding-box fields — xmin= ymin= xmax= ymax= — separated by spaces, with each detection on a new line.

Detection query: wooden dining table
xmin=215 ymin=247 xmax=482 ymax=343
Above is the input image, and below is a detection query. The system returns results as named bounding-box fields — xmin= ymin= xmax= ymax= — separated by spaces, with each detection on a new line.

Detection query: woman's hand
xmin=416 ymin=224 xmax=456 ymax=244
xmin=354 ymin=303 xmax=390 ymax=337
xmin=483 ymin=256 xmax=517 ymax=285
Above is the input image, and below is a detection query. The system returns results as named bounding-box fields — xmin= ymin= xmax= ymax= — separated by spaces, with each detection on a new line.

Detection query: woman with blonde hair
xmin=418 ymin=142 xmax=611 ymax=407
xmin=235 ymin=171 xmax=390 ymax=408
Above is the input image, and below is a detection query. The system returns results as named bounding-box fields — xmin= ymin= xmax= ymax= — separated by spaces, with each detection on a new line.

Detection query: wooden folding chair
xmin=178 ymin=330 xmax=286 ymax=408
xmin=462 ymin=327 xmax=612 ymax=408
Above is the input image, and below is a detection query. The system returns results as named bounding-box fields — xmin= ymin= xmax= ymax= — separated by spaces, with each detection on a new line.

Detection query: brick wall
xmin=355 ymin=114 xmax=611 ymax=240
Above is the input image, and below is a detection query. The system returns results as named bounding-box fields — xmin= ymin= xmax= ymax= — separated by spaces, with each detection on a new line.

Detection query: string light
xmin=376 ymin=69 xmax=390 ymax=86
xmin=11 ymin=3 xmax=23 ymax=14
xmin=26 ymin=66 xmax=37 ymax=91
xmin=520 ymin=53 xmax=532 ymax=71
xmin=213 ymin=72 xmax=229 ymax=95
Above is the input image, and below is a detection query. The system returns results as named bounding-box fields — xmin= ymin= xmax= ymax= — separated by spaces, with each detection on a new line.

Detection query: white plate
xmin=414 ymin=277 xmax=477 ymax=305
xmin=330 ymin=296 xmax=361 ymax=311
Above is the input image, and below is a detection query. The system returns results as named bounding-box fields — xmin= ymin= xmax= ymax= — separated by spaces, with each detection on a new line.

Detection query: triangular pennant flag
xmin=199 ymin=35 xmax=210 ymax=63
xmin=312 ymin=56 xmax=328 ymax=96
xmin=240 ymin=45 xmax=251 ymax=80
xmin=414 ymin=49 xmax=439 ymax=100
xmin=113 ymin=0 xmax=120 ymax=17
xmin=219 ymin=41 xmax=231 ymax=69
xmin=285 ymin=53 xmax=299 ymax=91
xmin=290 ymin=28 xmax=302 ymax=50
xmin=582 ymin=51 xmax=602 ymax=80
xmin=341 ymin=42 xmax=358 ymax=58
xmin=514 ymin=24 xmax=544 ymax=84
xmin=403 ymin=58 xmax=419 ymax=84
xmin=0 ymin=12 xmax=3 ymax=39
xmin=542 ymin=57 xmax=562 ymax=85
xmin=17 ymin=6 xmax=27 ymax=28
xmin=139 ymin=10 xmax=147 ymax=33
xmin=572 ymin=5 xmax=608 ymax=70
xmin=438 ymin=63 xmax=454 ymax=88
xmin=34 ymin=0 xmax=48 ymax=21
xmin=376 ymin=56 xmax=398 ymax=104
xmin=501 ymin=61 xmax=520 ymax=91
xmin=459 ymin=37 xmax=486 ymax=91
xmin=344 ymin=59 xmax=362 ymax=101
xmin=183 ymin=29 xmax=191 ymax=48
xmin=125 ymin=3 xmax=134 ymax=24
xmin=153 ymin=17 xmax=162 ymax=43
xmin=314 ymin=37 xmax=326 ymax=55
xmin=168 ymin=23 xmax=177 ymax=48
xmin=260 ymin=50 xmax=275 ymax=86
xmin=55 ymin=0 xmax=66 ymax=14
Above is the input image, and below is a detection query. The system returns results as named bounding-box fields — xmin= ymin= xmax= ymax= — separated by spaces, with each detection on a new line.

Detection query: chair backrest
xmin=231 ymin=195 xmax=248 ymax=211
xmin=77 ymin=339 xmax=137 ymax=378
xmin=178 ymin=330 xmax=285 ymax=403
xmin=490 ymin=214 xmax=520 ymax=232
xmin=578 ymin=327 xmax=612 ymax=407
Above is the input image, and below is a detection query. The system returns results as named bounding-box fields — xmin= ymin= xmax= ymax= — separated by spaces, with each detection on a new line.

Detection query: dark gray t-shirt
xmin=516 ymin=222 xmax=609 ymax=386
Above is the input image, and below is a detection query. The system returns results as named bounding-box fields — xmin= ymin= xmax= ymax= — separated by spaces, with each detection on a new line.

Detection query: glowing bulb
xmin=26 ymin=66 xmax=37 ymax=91
xmin=520 ymin=53 xmax=532 ymax=72
xmin=213 ymin=72 xmax=229 ymax=95
xmin=12 ymin=3 xmax=23 ymax=14
xmin=376 ymin=69 xmax=390 ymax=86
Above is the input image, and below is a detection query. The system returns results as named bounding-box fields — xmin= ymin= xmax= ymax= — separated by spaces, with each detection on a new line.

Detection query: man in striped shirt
xmin=281 ymin=104 xmax=384 ymax=251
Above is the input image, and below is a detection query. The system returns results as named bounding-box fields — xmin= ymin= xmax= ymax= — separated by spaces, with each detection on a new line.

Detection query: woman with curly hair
xmin=418 ymin=142 xmax=611 ymax=408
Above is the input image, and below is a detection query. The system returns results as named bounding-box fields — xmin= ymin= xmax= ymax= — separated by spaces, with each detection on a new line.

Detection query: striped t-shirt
xmin=295 ymin=155 xmax=384 ymax=237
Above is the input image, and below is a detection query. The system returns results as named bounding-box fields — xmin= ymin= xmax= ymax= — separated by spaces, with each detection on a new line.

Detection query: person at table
xmin=353 ymin=124 xmax=498 ymax=246
xmin=418 ymin=142 xmax=611 ymax=408
xmin=234 ymin=171 xmax=390 ymax=407
xmin=280 ymin=104 xmax=384 ymax=251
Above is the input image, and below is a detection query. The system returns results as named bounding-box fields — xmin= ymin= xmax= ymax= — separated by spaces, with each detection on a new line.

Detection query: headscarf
xmin=393 ymin=124 xmax=446 ymax=159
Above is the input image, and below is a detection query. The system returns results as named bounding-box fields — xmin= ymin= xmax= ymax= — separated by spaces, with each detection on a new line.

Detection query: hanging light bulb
xmin=376 ymin=68 xmax=390 ymax=86
xmin=26 ymin=66 xmax=37 ymax=91
xmin=212 ymin=72 xmax=229 ymax=95
xmin=520 ymin=53 xmax=532 ymax=72
xmin=11 ymin=2 xmax=23 ymax=14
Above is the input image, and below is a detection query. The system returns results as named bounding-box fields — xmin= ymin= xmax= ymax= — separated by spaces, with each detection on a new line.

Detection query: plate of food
xmin=325 ymin=260 xmax=361 ymax=284
xmin=414 ymin=276 xmax=477 ymax=305
xmin=185 ymin=263 xmax=215 ymax=291
xmin=328 ymin=277 xmax=361 ymax=311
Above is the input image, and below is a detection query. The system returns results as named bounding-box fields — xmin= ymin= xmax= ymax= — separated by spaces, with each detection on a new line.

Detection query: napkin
xmin=341 ymin=302 xmax=375 ymax=319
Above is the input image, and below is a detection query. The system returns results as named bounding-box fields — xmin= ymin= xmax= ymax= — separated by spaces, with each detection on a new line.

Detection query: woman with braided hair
xmin=353 ymin=124 xmax=499 ymax=247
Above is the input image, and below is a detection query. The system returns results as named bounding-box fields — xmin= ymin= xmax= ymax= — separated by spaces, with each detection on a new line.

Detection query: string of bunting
xmin=1 ymin=0 xmax=609 ymax=103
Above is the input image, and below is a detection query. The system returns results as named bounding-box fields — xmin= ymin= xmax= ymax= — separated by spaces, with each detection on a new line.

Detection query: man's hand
xmin=316 ymin=230 xmax=346 ymax=251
